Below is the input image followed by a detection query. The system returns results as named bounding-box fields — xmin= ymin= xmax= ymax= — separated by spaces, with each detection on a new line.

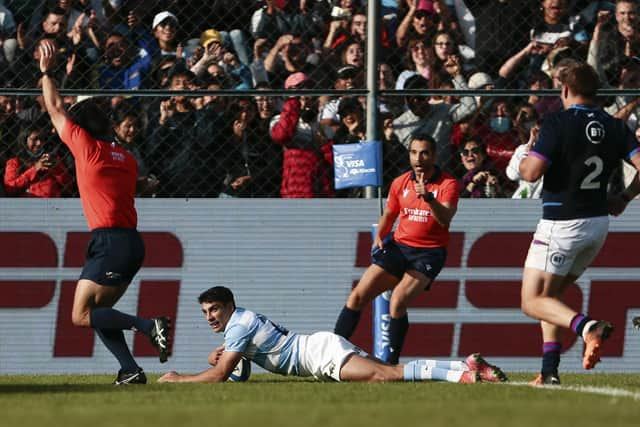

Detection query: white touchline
xmin=506 ymin=381 xmax=640 ymax=401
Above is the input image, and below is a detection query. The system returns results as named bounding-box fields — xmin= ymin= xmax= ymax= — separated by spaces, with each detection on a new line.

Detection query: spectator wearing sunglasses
xmin=396 ymin=0 xmax=450 ymax=49
xmin=458 ymin=136 xmax=504 ymax=198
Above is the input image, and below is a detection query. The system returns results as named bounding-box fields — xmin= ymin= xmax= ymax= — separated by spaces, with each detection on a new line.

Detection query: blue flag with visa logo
xmin=333 ymin=141 xmax=382 ymax=190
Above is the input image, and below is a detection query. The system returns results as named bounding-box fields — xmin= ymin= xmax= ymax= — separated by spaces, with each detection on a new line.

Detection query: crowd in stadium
xmin=0 ymin=0 xmax=638 ymax=198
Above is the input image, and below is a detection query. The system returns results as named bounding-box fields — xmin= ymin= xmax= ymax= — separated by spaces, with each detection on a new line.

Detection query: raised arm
xmin=395 ymin=0 xmax=417 ymax=48
xmin=39 ymin=39 xmax=69 ymax=136
xmin=587 ymin=10 xmax=611 ymax=84
xmin=414 ymin=171 xmax=457 ymax=227
xmin=499 ymin=41 xmax=538 ymax=79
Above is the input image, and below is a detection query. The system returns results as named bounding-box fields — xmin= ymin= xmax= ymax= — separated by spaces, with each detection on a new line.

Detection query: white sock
xmin=414 ymin=359 xmax=467 ymax=371
xmin=582 ymin=320 xmax=598 ymax=340
xmin=418 ymin=366 xmax=464 ymax=383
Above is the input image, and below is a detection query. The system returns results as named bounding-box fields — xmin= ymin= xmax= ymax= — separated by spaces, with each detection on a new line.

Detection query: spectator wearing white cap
xmin=467 ymin=71 xmax=495 ymax=113
xmin=150 ymin=11 xmax=183 ymax=60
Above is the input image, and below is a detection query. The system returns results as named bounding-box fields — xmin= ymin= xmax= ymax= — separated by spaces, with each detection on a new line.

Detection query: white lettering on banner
xmin=349 ymin=168 xmax=376 ymax=175
xmin=1 ymin=199 xmax=640 ymax=374
xmin=345 ymin=159 xmax=365 ymax=168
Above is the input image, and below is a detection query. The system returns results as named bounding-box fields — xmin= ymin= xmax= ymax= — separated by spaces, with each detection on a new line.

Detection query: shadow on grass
xmin=0 ymin=384 xmax=124 ymax=394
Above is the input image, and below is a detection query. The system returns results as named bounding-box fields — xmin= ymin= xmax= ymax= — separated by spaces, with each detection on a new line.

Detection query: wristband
xmin=41 ymin=70 xmax=55 ymax=77
xmin=423 ymin=191 xmax=435 ymax=202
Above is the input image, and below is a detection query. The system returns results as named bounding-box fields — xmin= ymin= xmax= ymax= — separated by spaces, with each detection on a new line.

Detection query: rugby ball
xmin=228 ymin=357 xmax=251 ymax=382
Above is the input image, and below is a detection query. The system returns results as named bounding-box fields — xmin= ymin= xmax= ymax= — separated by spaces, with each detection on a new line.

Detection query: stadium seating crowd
xmin=0 ymin=0 xmax=635 ymax=198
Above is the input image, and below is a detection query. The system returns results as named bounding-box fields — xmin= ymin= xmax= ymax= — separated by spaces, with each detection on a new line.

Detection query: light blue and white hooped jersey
xmin=223 ymin=307 xmax=301 ymax=375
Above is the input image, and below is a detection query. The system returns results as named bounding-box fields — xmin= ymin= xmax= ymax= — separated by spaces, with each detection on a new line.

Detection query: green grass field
xmin=1 ymin=373 xmax=639 ymax=427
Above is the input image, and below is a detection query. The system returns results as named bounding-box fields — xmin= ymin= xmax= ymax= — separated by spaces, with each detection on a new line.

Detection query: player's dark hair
xmin=68 ymin=98 xmax=113 ymax=141
xmin=558 ymin=62 xmax=600 ymax=99
xmin=198 ymin=286 xmax=236 ymax=308
xmin=409 ymin=132 xmax=436 ymax=153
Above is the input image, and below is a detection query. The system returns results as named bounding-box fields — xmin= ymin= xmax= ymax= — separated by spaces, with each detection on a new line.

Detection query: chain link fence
xmin=0 ymin=1 xmax=637 ymax=199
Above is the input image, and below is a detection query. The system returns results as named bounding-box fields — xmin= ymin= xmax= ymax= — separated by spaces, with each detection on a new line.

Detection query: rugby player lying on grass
xmin=158 ymin=286 xmax=508 ymax=384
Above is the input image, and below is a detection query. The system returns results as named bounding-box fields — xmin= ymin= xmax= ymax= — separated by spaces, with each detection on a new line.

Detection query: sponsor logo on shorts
xmin=105 ymin=271 xmax=122 ymax=280
xmin=328 ymin=362 xmax=335 ymax=377
xmin=550 ymin=252 xmax=566 ymax=267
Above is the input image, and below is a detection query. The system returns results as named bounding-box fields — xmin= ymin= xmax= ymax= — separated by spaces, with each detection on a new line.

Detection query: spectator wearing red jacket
xmin=4 ymin=121 xmax=72 ymax=197
xmin=269 ymin=72 xmax=333 ymax=198
xmin=472 ymin=99 xmax=519 ymax=174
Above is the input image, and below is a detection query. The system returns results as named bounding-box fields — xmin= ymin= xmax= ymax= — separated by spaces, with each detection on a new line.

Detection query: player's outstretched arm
xmin=208 ymin=345 xmax=225 ymax=366
xmin=39 ymin=39 xmax=69 ymax=136
xmin=158 ymin=351 xmax=242 ymax=383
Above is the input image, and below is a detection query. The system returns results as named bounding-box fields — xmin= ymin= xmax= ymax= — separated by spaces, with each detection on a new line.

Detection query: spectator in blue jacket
xmin=99 ymin=31 xmax=151 ymax=89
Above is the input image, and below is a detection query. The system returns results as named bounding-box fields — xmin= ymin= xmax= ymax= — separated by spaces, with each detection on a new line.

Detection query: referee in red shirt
xmin=334 ymin=133 xmax=460 ymax=364
xmin=39 ymin=40 xmax=171 ymax=384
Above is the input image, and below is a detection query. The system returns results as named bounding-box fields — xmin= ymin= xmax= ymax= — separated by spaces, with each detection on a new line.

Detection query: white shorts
xmin=296 ymin=332 xmax=368 ymax=382
xmin=524 ymin=216 xmax=608 ymax=277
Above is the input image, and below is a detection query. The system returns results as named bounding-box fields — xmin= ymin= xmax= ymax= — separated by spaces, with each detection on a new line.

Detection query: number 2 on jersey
xmin=580 ymin=155 xmax=603 ymax=190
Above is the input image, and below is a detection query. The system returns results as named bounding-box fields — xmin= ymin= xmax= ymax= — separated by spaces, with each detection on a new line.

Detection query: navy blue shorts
xmin=371 ymin=239 xmax=447 ymax=285
xmin=80 ymin=228 xmax=145 ymax=286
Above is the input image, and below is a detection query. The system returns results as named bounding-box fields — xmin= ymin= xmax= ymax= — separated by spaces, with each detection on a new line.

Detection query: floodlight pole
xmin=365 ymin=0 xmax=382 ymax=212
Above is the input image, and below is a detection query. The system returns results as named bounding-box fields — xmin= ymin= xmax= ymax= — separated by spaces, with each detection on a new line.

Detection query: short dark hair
xmin=338 ymin=96 xmax=363 ymax=119
xmin=198 ymin=286 xmax=236 ymax=308
xmin=558 ymin=62 xmax=600 ymax=99
xmin=68 ymin=98 xmax=112 ymax=141
xmin=45 ymin=6 xmax=66 ymax=19
xmin=111 ymin=99 xmax=140 ymax=126
xmin=403 ymin=73 xmax=429 ymax=91
xmin=409 ymin=132 xmax=436 ymax=153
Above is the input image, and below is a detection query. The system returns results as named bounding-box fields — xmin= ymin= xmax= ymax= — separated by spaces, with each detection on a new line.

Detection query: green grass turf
xmin=1 ymin=373 xmax=639 ymax=427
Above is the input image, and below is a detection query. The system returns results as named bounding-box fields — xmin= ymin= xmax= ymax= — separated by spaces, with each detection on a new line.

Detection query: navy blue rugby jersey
xmin=531 ymin=105 xmax=640 ymax=220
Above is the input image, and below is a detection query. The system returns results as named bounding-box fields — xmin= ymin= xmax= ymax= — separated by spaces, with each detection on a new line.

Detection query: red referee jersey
xmin=61 ymin=119 xmax=138 ymax=230
xmin=387 ymin=169 xmax=459 ymax=248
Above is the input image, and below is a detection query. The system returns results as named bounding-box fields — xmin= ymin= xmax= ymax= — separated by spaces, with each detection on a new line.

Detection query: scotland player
xmin=40 ymin=40 xmax=171 ymax=384
xmin=517 ymin=62 xmax=640 ymax=385
xmin=158 ymin=287 xmax=507 ymax=384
